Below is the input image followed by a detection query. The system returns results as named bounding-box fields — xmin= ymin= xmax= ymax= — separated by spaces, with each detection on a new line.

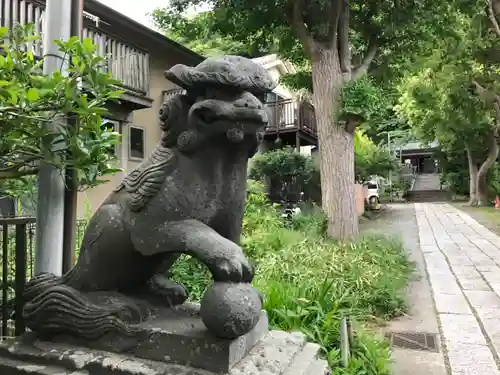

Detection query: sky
xmin=96 ymin=0 xmax=210 ymax=29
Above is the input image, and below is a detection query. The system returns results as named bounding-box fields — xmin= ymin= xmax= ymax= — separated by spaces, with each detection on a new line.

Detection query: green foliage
xmin=249 ymin=141 xmax=397 ymax=198
xmin=170 ymin=179 xmax=413 ymax=373
xmin=394 ymin=4 xmax=500 ymax=202
xmin=395 ymin=3 xmax=500 ymax=146
xmin=354 ymin=131 xmax=399 ymax=181
xmin=249 ymin=147 xmax=316 ymax=183
xmin=152 ymin=0 xmax=452 ymax=133
xmin=151 ymin=9 xmax=270 ymax=58
xmin=0 ymin=24 xmax=123 ymax=189
xmin=249 ymin=147 xmax=321 ymax=202
xmin=341 ymin=76 xmax=388 ymax=122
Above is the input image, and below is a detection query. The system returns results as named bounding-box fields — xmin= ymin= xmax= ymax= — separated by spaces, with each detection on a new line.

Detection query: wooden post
xmin=340 ymin=317 xmax=351 ymax=367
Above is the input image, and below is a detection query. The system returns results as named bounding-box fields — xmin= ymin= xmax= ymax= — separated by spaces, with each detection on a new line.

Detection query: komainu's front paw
xmin=212 ymin=251 xmax=254 ymax=283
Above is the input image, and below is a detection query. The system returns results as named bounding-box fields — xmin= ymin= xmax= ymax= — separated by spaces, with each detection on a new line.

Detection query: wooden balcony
xmin=163 ymin=90 xmax=318 ymax=147
xmin=265 ymin=99 xmax=317 ymax=147
xmin=0 ymin=0 xmax=151 ymax=108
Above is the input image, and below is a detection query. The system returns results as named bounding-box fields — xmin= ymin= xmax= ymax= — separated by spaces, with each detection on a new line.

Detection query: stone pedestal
xmin=0 ymin=304 xmax=329 ymax=375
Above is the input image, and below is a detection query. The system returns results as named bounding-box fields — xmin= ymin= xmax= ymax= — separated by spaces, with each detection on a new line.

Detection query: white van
xmin=363 ymin=181 xmax=380 ymax=210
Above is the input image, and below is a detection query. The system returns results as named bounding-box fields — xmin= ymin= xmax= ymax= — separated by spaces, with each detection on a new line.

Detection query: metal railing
xmin=0 ymin=0 xmax=150 ymax=95
xmin=0 ymin=217 xmax=87 ymax=339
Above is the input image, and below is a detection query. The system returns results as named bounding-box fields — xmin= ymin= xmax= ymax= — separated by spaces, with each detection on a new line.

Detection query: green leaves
xmin=0 ymin=24 xmax=123 ymax=188
xmin=354 ymin=130 xmax=399 ymax=180
xmin=394 ymin=2 xmax=499 ymax=154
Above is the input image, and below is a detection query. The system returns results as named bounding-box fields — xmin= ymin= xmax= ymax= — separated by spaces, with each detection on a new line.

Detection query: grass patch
xmin=454 ymin=203 xmax=500 ymax=235
xmin=170 ymin=180 xmax=414 ymax=374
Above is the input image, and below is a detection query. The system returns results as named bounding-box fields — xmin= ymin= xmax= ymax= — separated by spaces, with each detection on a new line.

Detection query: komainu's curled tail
xmin=23 ymin=273 xmax=144 ymax=340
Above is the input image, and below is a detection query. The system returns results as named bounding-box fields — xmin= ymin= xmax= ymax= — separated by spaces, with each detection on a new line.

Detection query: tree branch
xmin=351 ymin=37 xmax=378 ymax=81
xmin=337 ymin=0 xmax=350 ymax=74
xmin=489 ymin=0 xmax=500 ymax=39
xmin=472 ymin=79 xmax=500 ymax=105
xmin=326 ymin=0 xmax=342 ymax=48
xmin=291 ymin=0 xmax=317 ymax=57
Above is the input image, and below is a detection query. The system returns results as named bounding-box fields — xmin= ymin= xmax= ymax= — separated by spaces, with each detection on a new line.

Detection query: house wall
xmin=76 ymin=49 xmax=197 ymax=219
xmin=266 ymin=66 xmax=294 ymax=99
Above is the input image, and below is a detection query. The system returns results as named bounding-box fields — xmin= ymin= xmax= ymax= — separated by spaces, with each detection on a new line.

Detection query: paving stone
xmin=461 ymin=249 xmax=488 ymax=259
xmin=455 ymin=273 xmax=490 ymax=291
xmin=446 ymin=342 xmax=500 ymax=375
xmin=428 ymin=275 xmax=462 ymax=295
xmin=421 ymin=245 xmax=440 ymax=253
xmin=465 ymin=290 xmax=500 ymax=309
xmin=439 ymin=314 xmax=486 ymax=345
xmin=486 ymin=283 xmax=500 ymax=298
xmin=452 ymin=265 xmax=477 ymax=275
xmin=447 ymin=255 xmax=474 ymax=266
xmin=475 ymin=263 xmax=499 ymax=272
xmin=434 ymin=294 xmax=472 ymax=314
xmin=474 ymin=313 xmax=500 ymax=357
xmin=481 ymin=271 xmax=500 ymax=284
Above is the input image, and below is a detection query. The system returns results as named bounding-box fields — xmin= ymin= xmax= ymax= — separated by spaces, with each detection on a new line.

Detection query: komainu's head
xmin=159 ymin=55 xmax=277 ymax=154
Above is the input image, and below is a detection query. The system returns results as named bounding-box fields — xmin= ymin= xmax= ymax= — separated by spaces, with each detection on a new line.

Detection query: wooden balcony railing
xmin=0 ymin=0 xmax=150 ymax=95
xmin=266 ymin=99 xmax=317 ymax=137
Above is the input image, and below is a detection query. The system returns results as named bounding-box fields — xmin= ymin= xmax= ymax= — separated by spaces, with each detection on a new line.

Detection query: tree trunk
xmin=475 ymin=131 xmax=499 ymax=206
xmin=311 ymin=48 xmax=358 ymax=239
xmin=466 ymin=145 xmax=478 ymax=205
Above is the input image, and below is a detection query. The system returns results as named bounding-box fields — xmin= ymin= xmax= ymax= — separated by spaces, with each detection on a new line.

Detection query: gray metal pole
xmin=35 ymin=0 xmax=73 ymax=276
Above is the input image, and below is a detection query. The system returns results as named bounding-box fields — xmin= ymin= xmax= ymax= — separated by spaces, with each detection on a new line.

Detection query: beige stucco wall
xmin=76 ymin=50 xmax=193 ymax=219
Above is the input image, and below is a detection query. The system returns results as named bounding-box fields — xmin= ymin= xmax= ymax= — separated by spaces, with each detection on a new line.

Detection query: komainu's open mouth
xmin=188 ymin=92 xmax=269 ymax=135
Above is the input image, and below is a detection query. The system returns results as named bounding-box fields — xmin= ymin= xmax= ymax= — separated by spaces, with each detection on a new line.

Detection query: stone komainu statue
xmin=22 ymin=55 xmax=277 ymax=340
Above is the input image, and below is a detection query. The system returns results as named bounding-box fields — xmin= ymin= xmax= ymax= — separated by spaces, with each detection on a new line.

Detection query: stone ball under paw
xmin=200 ymin=282 xmax=262 ymax=339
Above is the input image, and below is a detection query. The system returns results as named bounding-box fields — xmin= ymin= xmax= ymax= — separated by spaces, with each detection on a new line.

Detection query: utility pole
xmin=62 ymin=0 xmax=84 ymax=274
xmin=35 ymin=0 xmax=73 ymax=276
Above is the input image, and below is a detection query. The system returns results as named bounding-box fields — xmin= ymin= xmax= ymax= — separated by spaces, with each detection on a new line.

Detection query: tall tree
xmin=396 ymin=5 xmax=500 ymax=205
xmin=154 ymin=0 xmax=450 ymax=239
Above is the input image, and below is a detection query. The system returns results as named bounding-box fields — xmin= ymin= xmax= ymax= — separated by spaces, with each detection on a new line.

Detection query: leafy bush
xmin=249 ymin=147 xmax=320 ymax=203
xmin=354 ymin=131 xmax=400 ymax=181
xmin=0 ymin=24 xmax=122 ymax=187
xmin=170 ymin=180 xmax=414 ymax=374
xmin=248 ymin=141 xmax=398 ymax=206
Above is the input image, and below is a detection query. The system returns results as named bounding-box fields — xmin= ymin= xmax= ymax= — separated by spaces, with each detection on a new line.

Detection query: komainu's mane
xmin=115 ymin=145 xmax=175 ymax=212
xmin=114 ymin=94 xmax=190 ymax=212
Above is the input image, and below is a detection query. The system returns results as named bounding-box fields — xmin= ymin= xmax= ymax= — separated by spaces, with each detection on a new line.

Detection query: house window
xmin=129 ymin=126 xmax=145 ymax=160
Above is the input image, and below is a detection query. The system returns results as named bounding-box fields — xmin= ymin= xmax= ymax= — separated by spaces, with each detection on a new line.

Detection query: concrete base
xmin=0 ymin=330 xmax=330 ymax=375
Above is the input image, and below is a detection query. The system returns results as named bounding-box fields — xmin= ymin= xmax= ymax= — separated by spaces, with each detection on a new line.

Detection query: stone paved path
xmin=416 ymin=203 xmax=500 ymax=374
